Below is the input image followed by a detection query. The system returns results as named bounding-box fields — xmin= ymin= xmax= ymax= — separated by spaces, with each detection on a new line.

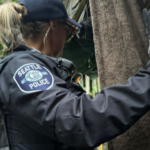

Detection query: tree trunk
xmin=89 ymin=0 xmax=150 ymax=150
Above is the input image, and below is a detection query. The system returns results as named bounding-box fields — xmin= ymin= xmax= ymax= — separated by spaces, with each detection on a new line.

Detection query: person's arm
xmin=1 ymin=53 xmax=150 ymax=149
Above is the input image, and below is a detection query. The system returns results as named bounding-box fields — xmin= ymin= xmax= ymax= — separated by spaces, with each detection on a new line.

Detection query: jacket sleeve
xmin=1 ymin=53 xmax=150 ymax=149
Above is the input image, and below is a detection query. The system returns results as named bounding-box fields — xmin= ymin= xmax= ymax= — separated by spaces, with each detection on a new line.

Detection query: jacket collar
xmin=13 ymin=45 xmax=32 ymax=52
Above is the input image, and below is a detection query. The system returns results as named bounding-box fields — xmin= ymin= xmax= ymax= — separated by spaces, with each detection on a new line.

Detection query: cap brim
xmin=66 ymin=18 xmax=82 ymax=28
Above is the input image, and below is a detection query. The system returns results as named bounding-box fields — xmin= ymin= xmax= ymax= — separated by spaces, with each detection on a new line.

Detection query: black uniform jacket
xmin=0 ymin=45 xmax=150 ymax=149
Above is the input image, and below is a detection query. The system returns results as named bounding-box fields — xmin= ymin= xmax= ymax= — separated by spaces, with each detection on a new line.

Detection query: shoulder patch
xmin=13 ymin=63 xmax=54 ymax=93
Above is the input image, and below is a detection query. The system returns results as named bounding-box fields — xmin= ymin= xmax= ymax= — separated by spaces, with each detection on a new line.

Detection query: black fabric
xmin=0 ymin=45 xmax=150 ymax=149
xmin=79 ymin=17 xmax=93 ymax=39
xmin=0 ymin=121 xmax=8 ymax=148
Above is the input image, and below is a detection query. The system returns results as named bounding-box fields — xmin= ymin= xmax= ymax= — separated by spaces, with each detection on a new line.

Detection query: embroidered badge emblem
xmin=13 ymin=63 xmax=54 ymax=93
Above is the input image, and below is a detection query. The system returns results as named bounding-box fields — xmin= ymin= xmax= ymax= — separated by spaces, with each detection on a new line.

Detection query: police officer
xmin=0 ymin=0 xmax=150 ymax=150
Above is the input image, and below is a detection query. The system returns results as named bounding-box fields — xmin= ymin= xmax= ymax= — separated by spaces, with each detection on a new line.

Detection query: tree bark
xmin=89 ymin=0 xmax=150 ymax=150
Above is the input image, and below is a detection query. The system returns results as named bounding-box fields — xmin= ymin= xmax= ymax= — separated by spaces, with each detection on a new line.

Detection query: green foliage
xmin=0 ymin=0 xmax=17 ymax=3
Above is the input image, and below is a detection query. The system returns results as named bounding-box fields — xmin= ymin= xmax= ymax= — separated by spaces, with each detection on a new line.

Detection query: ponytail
xmin=0 ymin=2 xmax=26 ymax=58
xmin=0 ymin=2 xmax=50 ymax=59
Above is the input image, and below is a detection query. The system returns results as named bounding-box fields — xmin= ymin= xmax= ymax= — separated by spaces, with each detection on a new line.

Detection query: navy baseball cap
xmin=19 ymin=0 xmax=82 ymax=28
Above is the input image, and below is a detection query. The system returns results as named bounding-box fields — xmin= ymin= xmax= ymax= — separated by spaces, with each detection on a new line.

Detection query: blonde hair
xmin=0 ymin=2 xmax=49 ymax=58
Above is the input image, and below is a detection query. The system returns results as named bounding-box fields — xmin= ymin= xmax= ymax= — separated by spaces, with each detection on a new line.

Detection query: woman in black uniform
xmin=0 ymin=0 xmax=150 ymax=150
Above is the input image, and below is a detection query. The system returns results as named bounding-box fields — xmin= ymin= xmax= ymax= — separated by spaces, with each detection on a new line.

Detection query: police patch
xmin=13 ymin=63 xmax=54 ymax=93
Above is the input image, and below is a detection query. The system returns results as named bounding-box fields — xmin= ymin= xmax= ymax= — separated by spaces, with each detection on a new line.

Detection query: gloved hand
xmin=78 ymin=17 xmax=93 ymax=39
xmin=142 ymin=8 xmax=150 ymax=55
